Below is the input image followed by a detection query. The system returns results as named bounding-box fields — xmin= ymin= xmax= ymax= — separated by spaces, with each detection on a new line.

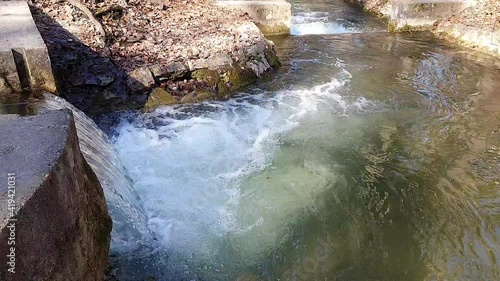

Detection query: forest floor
xmin=27 ymin=0 xmax=278 ymax=113
xmin=30 ymin=0 xmax=260 ymax=71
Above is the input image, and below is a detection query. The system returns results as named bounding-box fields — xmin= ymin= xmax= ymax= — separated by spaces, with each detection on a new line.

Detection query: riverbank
xmin=28 ymin=0 xmax=280 ymax=114
xmin=345 ymin=0 xmax=500 ymax=56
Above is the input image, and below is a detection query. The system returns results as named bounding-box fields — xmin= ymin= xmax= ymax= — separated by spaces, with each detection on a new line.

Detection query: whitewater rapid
xmin=111 ymin=68 xmax=382 ymax=273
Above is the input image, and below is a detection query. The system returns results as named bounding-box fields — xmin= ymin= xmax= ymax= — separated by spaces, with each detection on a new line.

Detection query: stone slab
xmin=216 ymin=0 xmax=292 ymax=35
xmin=0 ymin=1 xmax=56 ymax=94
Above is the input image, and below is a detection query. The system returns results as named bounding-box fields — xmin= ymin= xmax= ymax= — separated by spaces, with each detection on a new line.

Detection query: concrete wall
xmin=0 ymin=109 xmax=112 ymax=280
xmin=382 ymin=0 xmax=476 ymax=30
xmin=346 ymin=0 xmax=499 ymax=55
xmin=0 ymin=1 xmax=56 ymax=94
xmin=216 ymin=0 xmax=292 ymax=35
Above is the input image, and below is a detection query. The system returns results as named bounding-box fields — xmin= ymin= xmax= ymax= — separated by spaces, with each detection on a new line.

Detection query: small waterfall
xmin=291 ymin=12 xmax=361 ymax=35
xmin=39 ymin=93 xmax=152 ymax=251
xmin=290 ymin=13 xmax=361 ymax=35
xmin=290 ymin=0 xmax=386 ymax=35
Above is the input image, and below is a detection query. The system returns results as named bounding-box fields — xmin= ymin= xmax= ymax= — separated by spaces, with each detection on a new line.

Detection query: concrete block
xmin=0 ymin=1 xmax=56 ymax=94
xmin=384 ymin=0 xmax=475 ymax=30
xmin=216 ymin=0 xmax=292 ymax=35
xmin=0 ymin=109 xmax=111 ymax=280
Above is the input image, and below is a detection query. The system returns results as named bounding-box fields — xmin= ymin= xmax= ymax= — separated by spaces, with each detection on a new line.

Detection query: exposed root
xmin=65 ymin=0 xmax=106 ymax=47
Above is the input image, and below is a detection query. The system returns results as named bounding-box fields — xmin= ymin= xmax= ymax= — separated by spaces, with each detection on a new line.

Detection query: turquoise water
xmin=107 ymin=1 xmax=500 ymax=280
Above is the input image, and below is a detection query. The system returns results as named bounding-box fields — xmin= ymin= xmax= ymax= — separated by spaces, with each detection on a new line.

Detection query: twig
xmin=94 ymin=4 xmax=124 ymax=17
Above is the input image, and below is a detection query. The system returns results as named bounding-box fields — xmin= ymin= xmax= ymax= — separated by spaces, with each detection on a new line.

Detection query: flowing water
xmin=39 ymin=94 xmax=152 ymax=251
xmin=106 ymin=1 xmax=499 ymax=280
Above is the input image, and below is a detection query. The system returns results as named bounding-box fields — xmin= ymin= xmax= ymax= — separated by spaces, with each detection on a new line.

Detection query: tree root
xmin=94 ymin=4 xmax=124 ymax=17
xmin=64 ymin=0 xmax=106 ymax=47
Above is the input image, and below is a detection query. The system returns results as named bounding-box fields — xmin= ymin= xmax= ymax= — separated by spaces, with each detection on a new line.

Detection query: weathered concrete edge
xmin=0 ymin=1 xmax=57 ymax=94
xmin=433 ymin=22 xmax=500 ymax=57
xmin=344 ymin=0 xmax=500 ymax=57
xmin=215 ymin=1 xmax=292 ymax=36
xmin=0 ymin=109 xmax=112 ymax=280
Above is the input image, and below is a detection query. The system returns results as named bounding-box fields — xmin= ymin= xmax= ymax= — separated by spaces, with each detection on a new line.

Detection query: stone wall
xmin=0 ymin=109 xmax=112 ymax=280
xmin=142 ymin=23 xmax=281 ymax=110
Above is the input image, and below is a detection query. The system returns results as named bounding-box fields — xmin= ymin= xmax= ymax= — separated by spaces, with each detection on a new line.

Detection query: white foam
xmin=291 ymin=12 xmax=360 ymax=36
xmin=111 ymin=72 xmax=381 ymax=265
xmin=291 ymin=21 xmax=360 ymax=35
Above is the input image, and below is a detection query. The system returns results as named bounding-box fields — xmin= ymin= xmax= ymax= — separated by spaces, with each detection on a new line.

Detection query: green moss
xmin=179 ymin=90 xmax=217 ymax=104
xmin=191 ymin=64 xmax=261 ymax=99
xmin=387 ymin=21 xmax=398 ymax=32
xmin=239 ymin=68 xmax=258 ymax=87
xmin=219 ymin=66 xmax=257 ymax=90
xmin=191 ymin=69 xmax=220 ymax=86
xmin=265 ymin=49 xmax=281 ymax=68
xmin=255 ymin=23 xmax=290 ymax=36
xmin=144 ymin=87 xmax=178 ymax=110
xmin=389 ymin=23 xmax=429 ymax=32
xmin=217 ymin=80 xmax=230 ymax=97
xmin=179 ymin=94 xmax=197 ymax=104
xmin=195 ymin=90 xmax=216 ymax=101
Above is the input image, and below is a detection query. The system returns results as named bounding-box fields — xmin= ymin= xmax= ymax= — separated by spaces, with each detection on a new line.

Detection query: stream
xmin=98 ymin=0 xmax=500 ymax=280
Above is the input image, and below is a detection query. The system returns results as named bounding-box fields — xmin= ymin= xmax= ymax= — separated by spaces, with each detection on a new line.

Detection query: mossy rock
xmin=265 ymin=49 xmax=281 ymax=68
xmin=144 ymin=87 xmax=178 ymax=110
xmin=179 ymin=94 xmax=197 ymax=104
xmin=179 ymin=90 xmax=217 ymax=104
xmin=217 ymin=81 xmax=230 ymax=97
xmin=221 ymin=67 xmax=257 ymax=88
xmin=388 ymin=21 xmax=428 ymax=32
xmin=255 ymin=23 xmax=290 ymax=36
xmin=191 ymin=69 xmax=220 ymax=86
xmin=195 ymin=90 xmax=216 ymax=101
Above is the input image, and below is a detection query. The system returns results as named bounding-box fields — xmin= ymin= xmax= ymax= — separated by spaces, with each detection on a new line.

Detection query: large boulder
xmin=0 ymin=109 xmax=112 ymax=280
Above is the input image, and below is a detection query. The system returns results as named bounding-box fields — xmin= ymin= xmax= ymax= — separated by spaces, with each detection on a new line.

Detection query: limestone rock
xmin=0 ymin=109 xmax=112 ymax=281
xmin=192 ymin=69 xmax=220 ymax=86
xmin=144 ymin=87 xmax=178 ymax=110
xmin=150 ymin=62 xmax=187 ymax=80
xmin=188 ymin=53 xmax=233 ymax=71
xmin=247 ymin=58 xmax=271 ymax=77
xmin=179 ymin=94 xmax=197 ymax=104
xmin=127 ymin=67 xmax=156 ymax=93
xmin=179 ymin=90 xmax=217 ymax=104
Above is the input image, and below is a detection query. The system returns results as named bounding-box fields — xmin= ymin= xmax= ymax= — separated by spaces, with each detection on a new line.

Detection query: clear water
xmin=290 ymin=0 xmax=385 ymax=35
xmin=105 ymin=1 xmax=500 ymax=280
